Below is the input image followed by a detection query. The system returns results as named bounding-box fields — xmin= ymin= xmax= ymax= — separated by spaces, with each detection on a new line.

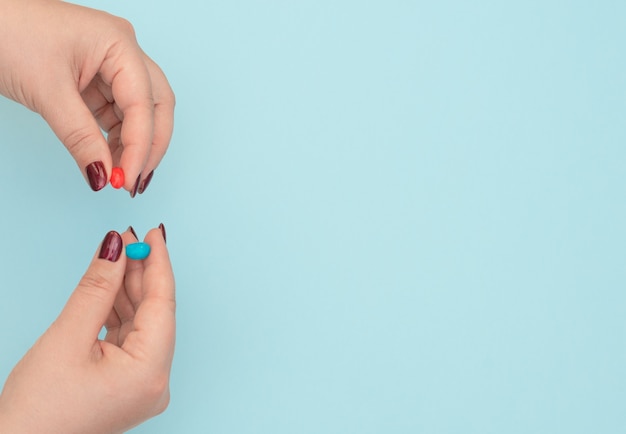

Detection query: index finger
xmin=122 ymin=226 xmax=175 ymax=367
xmin=100 ymin=40 xmax=154 ymax=191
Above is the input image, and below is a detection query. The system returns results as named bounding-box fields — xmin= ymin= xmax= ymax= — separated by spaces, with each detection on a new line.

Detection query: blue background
xmin=1 ymin=1 xmax=625 ymax=432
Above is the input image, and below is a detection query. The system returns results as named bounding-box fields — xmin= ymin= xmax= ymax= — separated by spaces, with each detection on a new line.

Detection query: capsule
xmin=126 ymin=242 xmax=151 ymax=260
xmin=110 ymin=167 xmax=125 ymax=189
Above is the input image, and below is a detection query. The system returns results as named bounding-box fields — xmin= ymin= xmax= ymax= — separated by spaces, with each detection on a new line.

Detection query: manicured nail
xmin=86 ymin=161 xmax=107 ymax=191
xmin=138 ymin=170 xmax=154 ymax=195
xmin=128 ymin=225 xmax=138 ymax=240
xmin=110 ymin=167 xmax=125 ymax=189
xmin=99 ymin=231 xmax=123 ymax=262
xmin=130 ymin=174 xmax=141 ymax=198
xmin=159 ymin=223 xmax=167 ymax=243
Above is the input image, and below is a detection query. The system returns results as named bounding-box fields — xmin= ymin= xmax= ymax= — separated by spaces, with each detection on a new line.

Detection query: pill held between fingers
xmin=126 ymin=242 xmax=151 ymax=260
xmin=110 ymin=167 xmax=125 ymax=189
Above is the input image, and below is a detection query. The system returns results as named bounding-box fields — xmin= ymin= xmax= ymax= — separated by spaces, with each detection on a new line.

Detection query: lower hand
xmin=0 ymin=226 xmax=175 ymax=433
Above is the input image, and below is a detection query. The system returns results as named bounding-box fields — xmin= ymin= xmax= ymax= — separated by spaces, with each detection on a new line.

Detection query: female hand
xmin=0 ymin=0 xmax=175 ymax=195
xmin=0 ymin=226 xmax=176 ymax=434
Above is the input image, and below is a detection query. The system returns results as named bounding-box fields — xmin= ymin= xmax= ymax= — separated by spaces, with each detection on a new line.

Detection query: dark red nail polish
xmin=86 ymin=161 xmax=107 ymax=191
xmin=138 ymin=170 xmax=154 ymax=195
xmin=130 ymin=174 xmax=141 ymax=198
xmin=99 ymin=231 xmax=122 ymax=262
xmin=158 ymin=223 xmax=167 ymax=243
xmin=128 ymin=225 xmax=138 ymax=240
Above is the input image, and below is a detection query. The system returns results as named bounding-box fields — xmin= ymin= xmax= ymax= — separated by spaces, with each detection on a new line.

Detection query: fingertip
xmin=138 ymin=170 xmax=154 ymax=195
xmin=127 ymin=225 xmax=138 ymax=241
xmin=130 ymin=174 xmax=141 ymax=198
xmin=118 ymin=106 xmax=153 ymax=191
xmin=86 ymin=161 xmax=109 ymax=191
xmin=144 ymin=226 xmax=168 ymax=250
xmin=143 ymin=225 xmax=172 ymax=272
xmin=158 ymin=222 xmax=167 ymax=244
xmin=120 ymin=159 xmax=148 ymax=192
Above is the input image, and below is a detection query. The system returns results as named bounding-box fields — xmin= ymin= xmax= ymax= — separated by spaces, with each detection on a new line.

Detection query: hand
xmin=0 ymin=0 xmax=175 ymax=194
xmin=0 ymin=226 xmax=176 ymax=434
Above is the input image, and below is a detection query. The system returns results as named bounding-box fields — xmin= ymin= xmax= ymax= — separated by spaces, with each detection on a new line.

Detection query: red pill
xmin=110 ymin=167 xmax=125 ymax=189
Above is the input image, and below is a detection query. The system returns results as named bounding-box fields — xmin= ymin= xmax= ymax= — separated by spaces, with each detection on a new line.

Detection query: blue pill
xmin=126 ymin=242 xmax=151 ymax=260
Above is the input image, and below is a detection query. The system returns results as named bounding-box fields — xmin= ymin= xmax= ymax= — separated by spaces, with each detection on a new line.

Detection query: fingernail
xmin=130 ymin=174 xmax=141 ymax=198
xmin=158 ymin=223 xmax=167 ymax=243
xmin=138 ymin=170 xmax=154 ymax=195
xmin=128 ymin=225 xmax=138 ymax=240
xmin=99 ymin=231 xmax=123 ymax=262
xmin=86 ymin=161 xmax=107 ymax=191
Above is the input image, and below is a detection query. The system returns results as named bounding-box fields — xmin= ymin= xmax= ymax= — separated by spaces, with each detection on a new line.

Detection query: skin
xmin=0 ymin=0 xmax=175 ymax=191
xmin=0 ymin=0 xmax=177 ymax=431
xmin=0 ymin=228 xmax=176 ymax=433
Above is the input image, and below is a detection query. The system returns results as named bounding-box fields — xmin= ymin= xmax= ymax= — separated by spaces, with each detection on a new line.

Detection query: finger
xmin=122 ymin=227 xmax=175 ymax=366
xmin=124 ymin=235 xmax=146 ymax=310
xmin=113 ymin=229 xmax=143 ymax=345
xmin=81 ymin=76 xmax=121 ymax=134
xmin=138 ymin=56 xmax=175 ymax=194
xmin=107 ymin=123 xmax=124 ymax=167
xmin=112 ymin=229 xmax=140 ymax=321
xmin=105 ymin=234 xmax=137 ymax=346
xmin=99 ymin=42 xmax=154 ymax=191
xmin=54 ymin=231 xmax=126 ymax=353
xmin=81 ymin=82 xmax=126 ymax=168
xmin=40 ymin=86 xmax=113 ymax=191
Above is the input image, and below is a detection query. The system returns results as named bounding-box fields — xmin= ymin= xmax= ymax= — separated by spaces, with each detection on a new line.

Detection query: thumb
xmin=54 ymin=231 xmax=126 ymax=353
xmin=41 ymin=88 xmax=113 ymax=191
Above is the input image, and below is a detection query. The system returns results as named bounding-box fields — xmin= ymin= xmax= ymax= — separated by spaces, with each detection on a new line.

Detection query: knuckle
xmin=112 ymin=16 xmax=136 ymax=38
xmin=154 ymin=390 xmax=171 ymax=415
xmin=162 ymin=296 xmax=176 ymax=316
xmin=77 ymin=271 xmax=114 ymax=300
xmin=165 ymin=87 xmax=176 ymax=108
xmin=63 ymin=125 xmax=98 ymax=155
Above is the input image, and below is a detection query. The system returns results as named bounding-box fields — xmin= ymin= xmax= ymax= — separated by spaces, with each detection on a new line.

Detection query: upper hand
xmin=0 ymin=0 xmax=175 ymax=194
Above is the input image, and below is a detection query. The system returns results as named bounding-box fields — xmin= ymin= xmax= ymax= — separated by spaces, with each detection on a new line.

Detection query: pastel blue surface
xmin=126 ymin=242 xmax=151 ymax=261
xmin=1 ymin=1 xmax=625 ymax=433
